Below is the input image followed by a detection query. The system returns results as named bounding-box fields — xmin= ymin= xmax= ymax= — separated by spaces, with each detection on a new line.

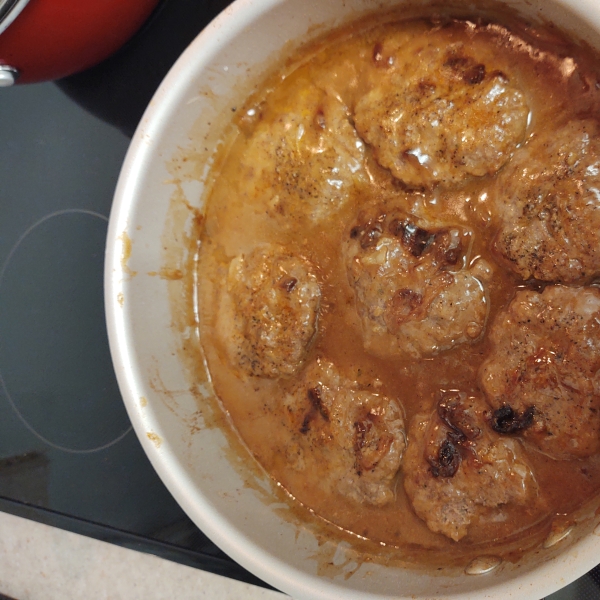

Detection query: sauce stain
xmin=147 ymin=268 xmax=184 ymax=280
xmin=146 ymin=432 xmax=162 ymax=448
xmin=119 ymin=231 xmax=138 ymax=279
xmin=159 ymin=267 xmax=184 ymax=280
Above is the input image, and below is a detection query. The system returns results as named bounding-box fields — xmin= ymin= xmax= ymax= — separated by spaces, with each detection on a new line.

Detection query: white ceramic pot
xmin=105 ymin=0 xmax=600 ymax=598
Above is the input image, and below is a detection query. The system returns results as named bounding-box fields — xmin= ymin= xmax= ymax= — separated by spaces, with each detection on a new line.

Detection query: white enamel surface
xmin=105 ymin=1 xmax=600 ymax=598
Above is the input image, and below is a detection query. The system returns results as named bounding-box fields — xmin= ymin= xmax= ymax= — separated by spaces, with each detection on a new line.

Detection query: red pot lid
xmin=0 ymin=0 xmax=30 ymax=36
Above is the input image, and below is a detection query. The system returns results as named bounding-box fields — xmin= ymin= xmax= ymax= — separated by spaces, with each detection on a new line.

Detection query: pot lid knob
xmin=0 ymin=65 xmax=19 ymax=86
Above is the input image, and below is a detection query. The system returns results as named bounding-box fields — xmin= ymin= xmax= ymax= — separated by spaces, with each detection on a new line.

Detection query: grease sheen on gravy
xmin=194 ymin=8 xmax=600 ymax=565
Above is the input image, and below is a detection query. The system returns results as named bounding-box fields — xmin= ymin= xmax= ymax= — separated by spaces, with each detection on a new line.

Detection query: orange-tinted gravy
xmin=194 ymin=10 xmax=600 ymax=564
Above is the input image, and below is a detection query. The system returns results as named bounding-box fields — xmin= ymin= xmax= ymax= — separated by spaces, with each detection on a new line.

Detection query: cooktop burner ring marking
xmin=0 ymin=208 xmax=133 ymax=454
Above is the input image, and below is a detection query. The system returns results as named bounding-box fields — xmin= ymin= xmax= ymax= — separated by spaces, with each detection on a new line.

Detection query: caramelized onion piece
xmin=428 ymin=439 xmax=461 ymax=478
xmin=490 ymin=404 xmax=534 ymax=435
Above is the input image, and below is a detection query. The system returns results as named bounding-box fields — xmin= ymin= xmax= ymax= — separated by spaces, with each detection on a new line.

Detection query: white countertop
xmin=0 ymin=511 xmax=289 ymax=600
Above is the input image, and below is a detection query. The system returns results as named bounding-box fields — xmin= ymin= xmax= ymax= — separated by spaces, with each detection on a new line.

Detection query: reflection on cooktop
xmin=57 ymin=0 xmax=236 ymax=137
xmin=0 ymin=209 xmax=131 ymax=454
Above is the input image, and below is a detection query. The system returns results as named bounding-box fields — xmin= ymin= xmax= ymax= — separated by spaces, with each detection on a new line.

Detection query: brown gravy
xmin=194 ymin=10 xmax=600 ymax=564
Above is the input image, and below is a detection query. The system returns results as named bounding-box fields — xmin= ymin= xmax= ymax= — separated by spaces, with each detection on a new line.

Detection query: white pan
xmin=105 ymin=0 xmax=600 ymax=597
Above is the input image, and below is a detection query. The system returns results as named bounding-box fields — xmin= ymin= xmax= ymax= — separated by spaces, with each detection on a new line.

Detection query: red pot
xmin=0 ymin=0 xmax=161 ymax=85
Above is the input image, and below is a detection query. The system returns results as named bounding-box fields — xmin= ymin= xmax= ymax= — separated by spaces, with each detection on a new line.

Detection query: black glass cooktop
xmin=0 ymin=1 xmax=597 ymax=598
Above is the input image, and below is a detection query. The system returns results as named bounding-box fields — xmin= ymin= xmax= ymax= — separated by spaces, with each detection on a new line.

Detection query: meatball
xmin=492 ymin=119 xmax=600 ymax=283
xmin=238 ymin=85 xmax=366 ymax=224
xmin=283 ymin=358 xmax=406 ymax=506
xmin=216 ymin=245 xmax=321 ymax=378
xmin=479 ymin=286 xmax=600 ymax=459
xmin=354 ymin=39 xmax=529 ymax=189
xmin=403 ymin=392 xmax=540 ymax=542
xmin=344 ymin=210 xmax=489 ymax=358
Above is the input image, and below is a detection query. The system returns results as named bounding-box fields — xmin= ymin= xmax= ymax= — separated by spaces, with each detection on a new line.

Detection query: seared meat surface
xmin=492 ymin=120 xmax=600 ymax=283
xmin=354 ymin=34 xmax=529 ymax=189
xmin=238 ymin=84 xmax=366 ymax=224
xmin=216 ymin=245 xmax=321 ymax=378
xmin=344 ymin=210 xmax=488 ymax=358
xmin=403 ymin=392 xmax=540 ymax=541
xmin=479 ymin=286 xmax=600 ymax=459
xmin=284 ymin=358 xmax=406 ymax=506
